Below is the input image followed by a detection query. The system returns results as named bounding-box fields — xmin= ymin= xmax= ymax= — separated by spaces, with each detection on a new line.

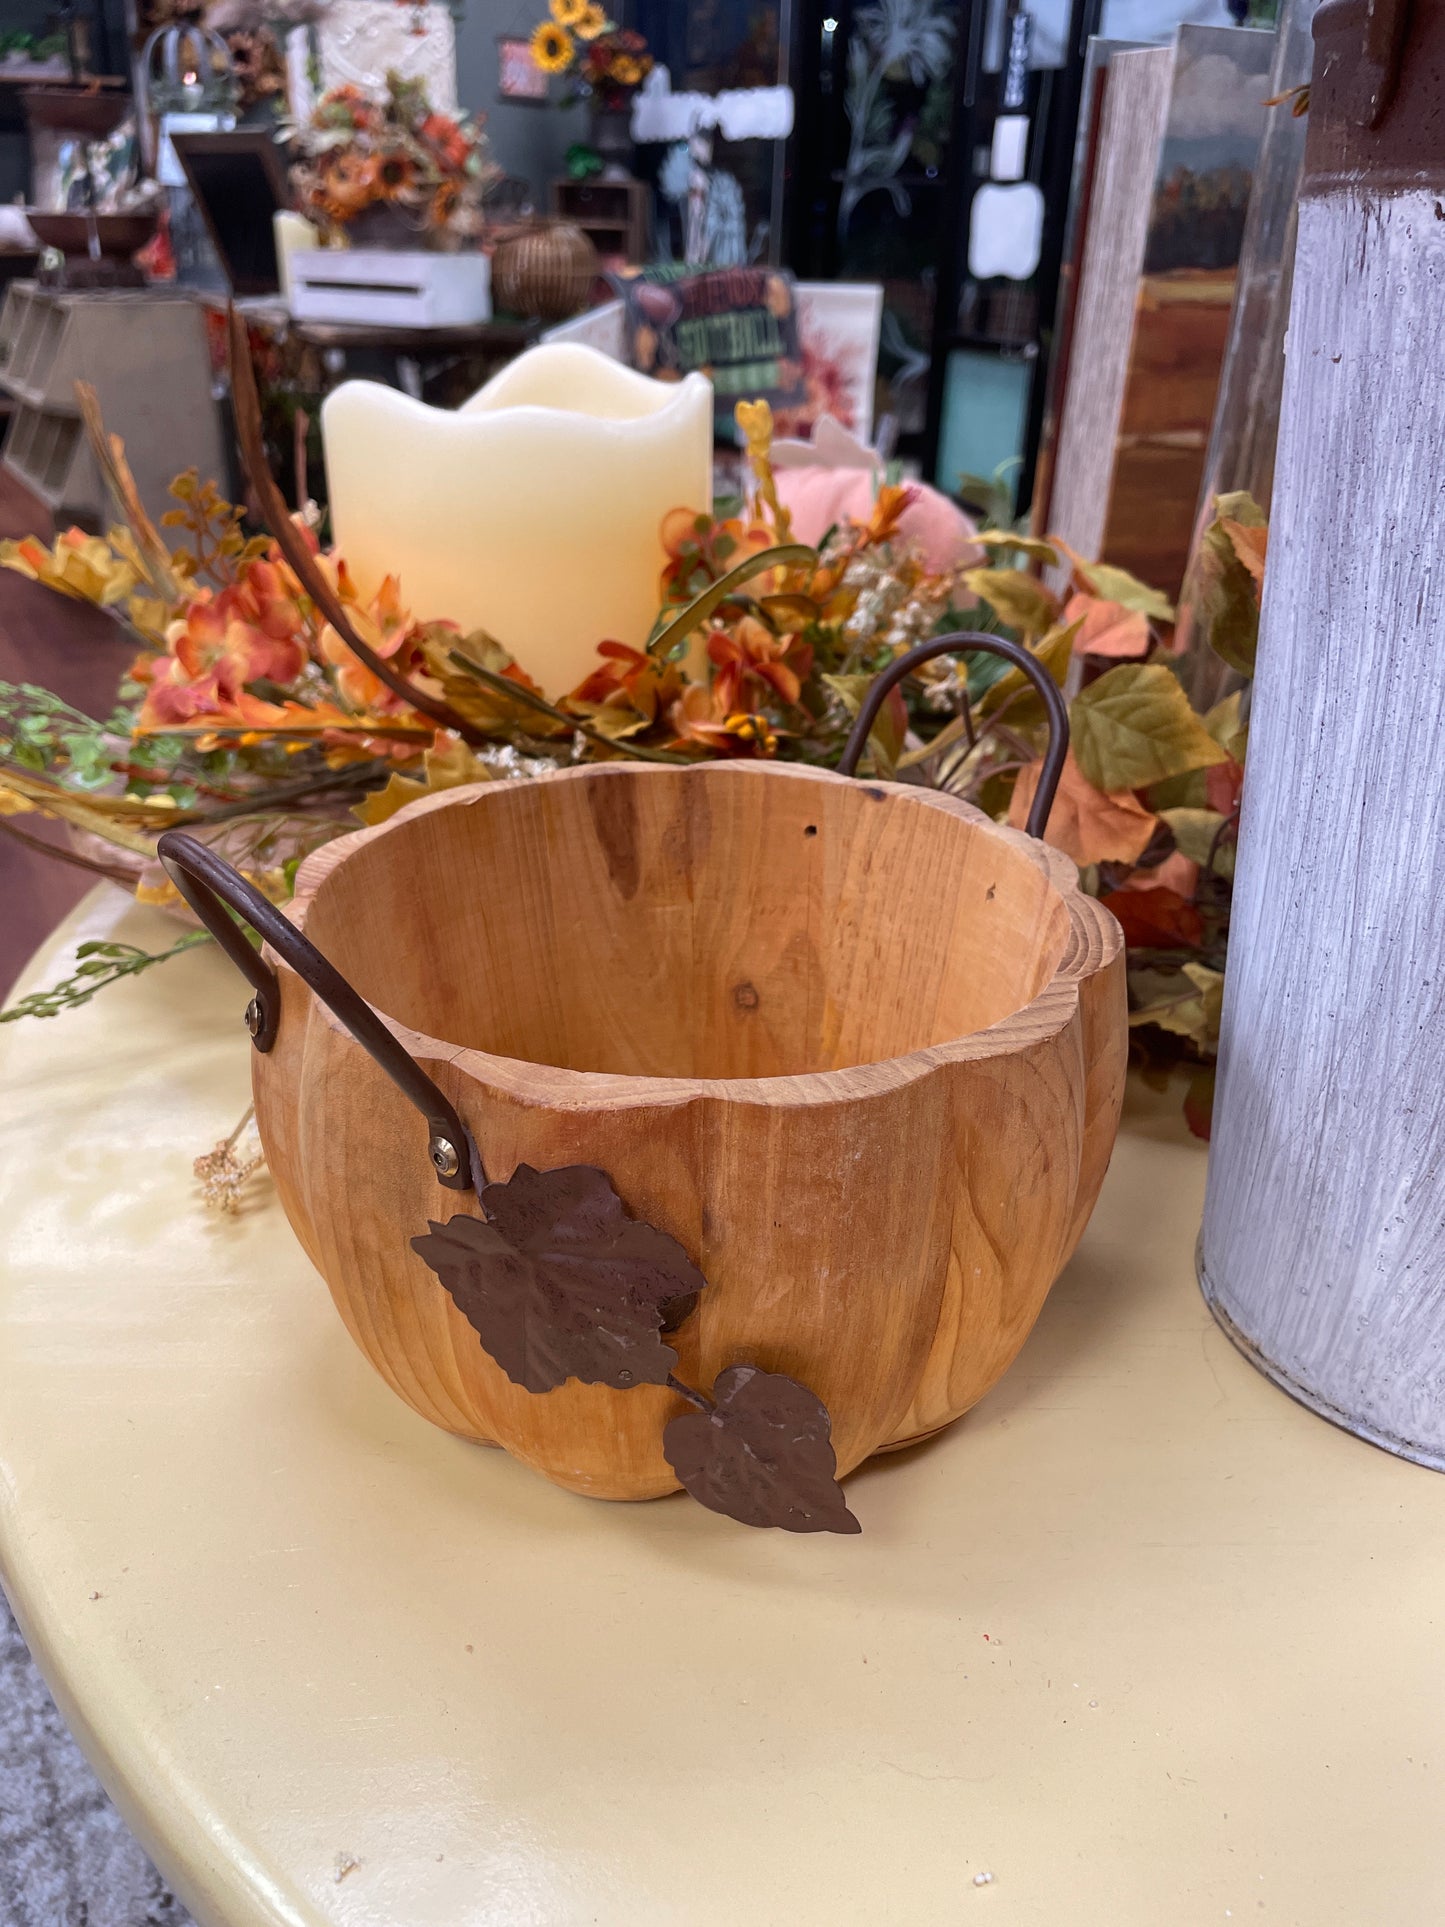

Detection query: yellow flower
xmin=611 ymin=53 xmax=643 ymax=84
xmin=531 ymin=20 xmax=574 ymax=71
xmin=574 ymin=3 xmax=608 ymax=38
xmin=734 ymin=397 xmax=774 ymax=459
xmin=733 ymin=399 xmax=792 ymax=541
xmin=550 ymin=0 xmax=587 ymax=21
xmin=0 ymin=529 xmax=138 ymax=606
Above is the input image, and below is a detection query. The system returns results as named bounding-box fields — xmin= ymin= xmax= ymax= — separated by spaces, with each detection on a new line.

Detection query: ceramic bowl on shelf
xmin=25 ymin=211 xmax=159 ymax=261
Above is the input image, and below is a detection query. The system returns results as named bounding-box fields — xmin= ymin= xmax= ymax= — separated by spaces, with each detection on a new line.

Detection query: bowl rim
xmin=282 ymin=760 xmax=1122 ymax=1111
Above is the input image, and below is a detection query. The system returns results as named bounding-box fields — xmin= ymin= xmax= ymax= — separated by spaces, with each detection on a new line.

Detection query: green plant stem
xmin=445 ymin=655 xmax=694 ymax=765
xmin=187 ymin=758 xmax=395 ymax=825
xmin=1 ymin=932 xmax=211 ymax=1025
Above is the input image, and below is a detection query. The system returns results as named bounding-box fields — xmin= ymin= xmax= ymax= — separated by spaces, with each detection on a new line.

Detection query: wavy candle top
xmin=321 ymin=344 xmax=714 ymax=697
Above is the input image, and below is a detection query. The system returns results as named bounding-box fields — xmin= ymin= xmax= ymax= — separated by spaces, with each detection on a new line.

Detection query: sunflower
xmin=549 ymin=0 xmax=587 ymax=25
xmin=530 ymin=20 xmax=574 ymax=72
xmin=573 ymin=3 xmax=608 ymax=38
xmin=376 ymin=152 xmax=418 ymax=197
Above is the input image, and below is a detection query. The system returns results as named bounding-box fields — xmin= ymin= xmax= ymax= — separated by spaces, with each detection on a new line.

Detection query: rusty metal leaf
xmin=662 ymin=1364 xmax=861 ymax=1535
xmin=412 ymin=1163 xmax=705 ymax=1394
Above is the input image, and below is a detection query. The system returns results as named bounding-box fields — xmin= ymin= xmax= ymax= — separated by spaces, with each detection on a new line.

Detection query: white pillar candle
xmin=321 ymin=344 xmax=714 ymax=697
xmin=272 ymin=211 xmax=318 ymax=306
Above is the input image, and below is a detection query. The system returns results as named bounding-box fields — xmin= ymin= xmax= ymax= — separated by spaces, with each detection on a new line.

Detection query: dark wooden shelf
xmin=551 ymin=177 xmax=649 ymax=266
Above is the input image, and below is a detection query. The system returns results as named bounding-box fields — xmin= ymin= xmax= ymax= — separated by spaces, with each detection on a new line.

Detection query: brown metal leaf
xmin=411 ymin=1164 xmax=705 ymax=1394
xmin=663 ymin=1365 xmax=861 ymax=1535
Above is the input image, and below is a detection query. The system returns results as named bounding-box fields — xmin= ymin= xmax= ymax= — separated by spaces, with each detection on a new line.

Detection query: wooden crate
xmin=0 ymin=283 xmax=224 ymax=527
xmin=288 ymin=249 xmax=491 ymax=329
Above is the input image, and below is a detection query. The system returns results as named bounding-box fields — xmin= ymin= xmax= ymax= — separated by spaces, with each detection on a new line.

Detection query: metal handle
xmin=156 ymin=831 xmax=476 ymax=1192
xmin=837 ymin=630 xmax=1069 ymax=840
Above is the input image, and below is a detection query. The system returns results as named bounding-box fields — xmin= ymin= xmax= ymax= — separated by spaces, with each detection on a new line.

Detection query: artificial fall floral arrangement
xmin=0 ymin=336 xmax=1257 ymax=1142
xmin=289 ymin=70 xmax=499 ymax=246
xmin=530 ymin=1 xmax=653 ymax=108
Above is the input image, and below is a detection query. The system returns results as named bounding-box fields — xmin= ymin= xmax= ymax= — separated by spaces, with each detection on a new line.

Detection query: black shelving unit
xmin=786 ymin=0 xmax=1102 ymax=509
xmin=920 ymin=0 xmax=1103 ymax=509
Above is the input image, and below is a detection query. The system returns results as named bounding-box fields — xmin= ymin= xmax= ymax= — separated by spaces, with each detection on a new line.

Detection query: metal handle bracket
xmin=157 ymin=831 xmax=476 ymax=1191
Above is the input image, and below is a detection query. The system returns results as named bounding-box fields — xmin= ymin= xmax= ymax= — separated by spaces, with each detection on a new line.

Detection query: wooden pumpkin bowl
xmin=166 ymin=758 xmax=1124 ymax=1507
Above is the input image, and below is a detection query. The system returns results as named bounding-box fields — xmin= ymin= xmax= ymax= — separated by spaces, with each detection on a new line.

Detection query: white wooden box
xmin=288 ymin=249 xmax=491 ymax=328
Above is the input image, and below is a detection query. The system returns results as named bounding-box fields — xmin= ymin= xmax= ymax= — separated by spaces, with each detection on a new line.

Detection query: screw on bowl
xmin=244 ymin=997 xmax=263 ymax=1038
xmin=430 ymin=1136 xmax=461 ymax=1180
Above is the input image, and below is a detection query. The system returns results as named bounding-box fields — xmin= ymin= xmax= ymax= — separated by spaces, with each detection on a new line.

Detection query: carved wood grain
xmin=256 ymin=764 xmax=1125 ymax=1498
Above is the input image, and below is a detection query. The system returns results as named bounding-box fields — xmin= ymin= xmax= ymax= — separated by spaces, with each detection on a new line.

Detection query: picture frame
xmin=170 ymin=129 xmax=292 ymax=298
xmin=497 ymin=35 xmax=548 ymax=103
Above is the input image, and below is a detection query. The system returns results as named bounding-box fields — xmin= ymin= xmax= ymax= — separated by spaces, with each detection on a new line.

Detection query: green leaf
xmin=1214 ymin=489 xmax=1266 ymax=530
xmin=960 ymin=566 xmax=1058 ymax=638
xmin=1127 ymin=961 xmax=1224 ymax=1049
xmin=1071 ymin=664 xmax=1230 ymax=793
xmin=1204 ymin=690 xmax=1248 ymax=764
xmin=975 ymin=619 xmax=1080 ymax=725
xmin=647 ymin=545 xmax=815 ymax=664
xmin=973 ymin=529 xmax=1060 ymax=566
xmin=822 ymin=672 xmax=904 ymax=776
xmin=1145 ymin=767 xmax=1210 ymax=812
xmin=1160 ymin=806 xmax=1232 ymax=875
xmin=1075 ymin=562 xmax=1175 ymax=622
xmin=0 ymin=932 xmax=210 ymax=1026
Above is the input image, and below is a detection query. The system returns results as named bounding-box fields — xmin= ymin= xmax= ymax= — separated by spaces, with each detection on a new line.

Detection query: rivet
xmin=244 ymin=997 xmax=263 ymax=1038
xmin=430 ymin=1136 xmax=460 ymax=1179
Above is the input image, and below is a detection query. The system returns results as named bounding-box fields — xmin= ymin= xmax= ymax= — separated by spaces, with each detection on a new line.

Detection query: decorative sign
xmin=621 ymin=265 xmax=806 ymax=433
xmin=497 ymin=33 xmax=548 ymax=103
xmin=629 ymin=66 xmax=794 ymax=144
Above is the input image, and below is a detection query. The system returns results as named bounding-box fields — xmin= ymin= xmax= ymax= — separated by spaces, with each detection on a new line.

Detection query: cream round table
xmin=3 ymin=890 xmax=1445 ymax=1927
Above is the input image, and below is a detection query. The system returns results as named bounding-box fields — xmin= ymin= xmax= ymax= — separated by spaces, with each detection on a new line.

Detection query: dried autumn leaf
xmin=1205 ymin=756 xmax=1244 ymax=818
xmin=0 ymin=765 xmax=171 ymax=854
xmin=1184 ymin=961 xmax=1226 ymax=1042
xmin=757 ymin=592 xmax=821 ymax=631
xmin=1099 ymin=885 xmax=1204 ymax=950
xmin=565 ymin=698 xmax=653 ymax=742
xmin=960 ymin=566 xmax=1059 ymax=638
xmin=1220 ymin=517 xmax=1267 ymax=585
xmin=1070 ymin=664 xmax=1229 ymax=793
xmin=1064 ymin=592 xmax=1151 ymax=660
xmin=423 ymin=626 xmax=565 ymax=737
xmin=1118 ymin=849 xmax=1198 ymax=899
xmin=412 ymin=1164 xmax=706 ymax=1395
xmin=662 ymin=1364 xmax=860 ymax=1535
xmin=1187 ymin=491 xmax=1266 ymax=675
xmin=353 ymin=733 xmax=496 ymax=828
xmin=1009 ymin=750 xmax=1158 ymax=866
